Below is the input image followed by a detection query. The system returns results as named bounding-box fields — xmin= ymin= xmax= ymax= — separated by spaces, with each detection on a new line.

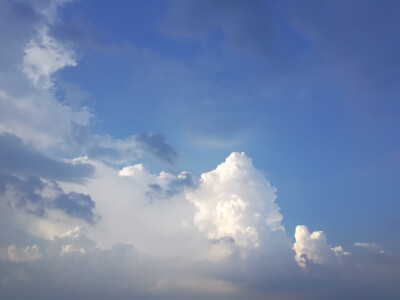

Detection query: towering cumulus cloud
xmin=186 ymin=152 xmax=284 ymax=260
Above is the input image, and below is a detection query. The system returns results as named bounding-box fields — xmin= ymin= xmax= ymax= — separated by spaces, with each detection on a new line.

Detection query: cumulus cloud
xmin=50 ymin=226 xmax=96 ymax=256
xmin=6 ymin=244 xmax=41 ymax=262
xmin=331 ymin=245 xmax=350 ymax=257
xmin=293 ymin=225 xmax=349 ymax=268
xmin=23 ymin=26 xmax=77 ymax=88
xmin=0 ymin=152 xmax=399 ymax=299
xmin=186 ymin=152 xmax=284 ymax=259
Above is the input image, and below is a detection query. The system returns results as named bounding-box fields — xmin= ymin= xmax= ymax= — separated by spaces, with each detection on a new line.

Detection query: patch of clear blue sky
xmin=57 ymin=0 xmax=400 ymax=248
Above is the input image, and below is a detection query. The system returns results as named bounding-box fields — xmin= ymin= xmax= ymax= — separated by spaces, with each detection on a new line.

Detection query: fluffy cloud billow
xmin=186 ymin=152 xmax=284 ymax=260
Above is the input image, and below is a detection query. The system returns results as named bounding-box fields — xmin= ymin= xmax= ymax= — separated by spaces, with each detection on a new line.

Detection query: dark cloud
xmin=53 ymin=192 xmax=96 ymax=224
xmin=67 ymin=124 xmax=178 ymax=164
xmin=148 ymin=172 xmax=195 ymax=200
xmin=0 ymin=133 xmax=94 ymax=182
xmin=0 ymin=173 xmax=97 ymax=223
xmin=165 ymin=172 xmax=195 ymax=196
xmin=0 ymin=173 xmax=46 ymax=215
xmin=136 ymin=132 xmax=178 ymax=164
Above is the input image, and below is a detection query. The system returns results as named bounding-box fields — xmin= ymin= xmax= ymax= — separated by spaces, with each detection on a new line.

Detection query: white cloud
xmin=119 ymin=163 xmax=146 ymax=177
xmin=60 ymin=244 xmax=86 ymax=255
xmin=354 ymin=242 xmax=383 ymax=253
xmin=49 ymin=226 xmax=96 ymax=256
xmin=6 ymin=244 xmax=41 ymax=262
xmin=331 ymin=245 xmax=350 ymax=257
xmin=186 ymin=152 xmax=284 ymax=259
xmin=293 ymin=225 xmax=348 ymax=268
xmin=23 ymin=27 xmax=77 ymax=89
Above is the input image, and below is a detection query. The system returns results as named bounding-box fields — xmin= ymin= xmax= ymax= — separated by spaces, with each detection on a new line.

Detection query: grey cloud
xmin=0 ymin=173 xmax=46 ymax=215
xmin=148 ymin=183 xmax=162 ymax=192
xmin=1 ymin=229 xmax=399 ymax=299
xmin=135 ymin=132 xmax=178 ymax=164
xmin=164 ymin=172 xmax=195 ymax=196
xmin=0 ymin=173 xmax=97 ymax=223
xmin=0 ymin=133 xmax=94 ymax=182
xmin=68 ymin=124 xmax=178 ymax=165
xmin=52 ymin=192 xmax=96 ymax=224
xmin=148 ymin=172 xmax=195 ymax=200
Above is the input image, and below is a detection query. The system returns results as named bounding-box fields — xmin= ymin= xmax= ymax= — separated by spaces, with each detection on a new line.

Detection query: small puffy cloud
xmin=60 ymin=244 xmax=86 ymax=256
xmin=23 ymin=27 xmax=77 ymax=88
xmin=331 ymin=246 xmax=350 ymax=257
xmin=49 ymin=226 xmax=96 ymax=256
xmin=293 ymin=225 xmax=348 ymax=268
xmin=186 ymin=152 xmax=284 ymax=259
xmin=119 ymin=163 xmax=146 ymax=177
xmin=7 ymin=244 xmax=41 ymax=262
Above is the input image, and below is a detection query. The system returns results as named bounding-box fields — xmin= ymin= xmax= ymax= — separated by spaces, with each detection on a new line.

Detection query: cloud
xmin=52 ymin=192 xmax=96 ymax=224
xmin=0 ymin=1 xmax=399 ymax=297
xmin=0 ymin=3 xmax=178 ymax=166
xmin=0 ymin=133 xmax=94 ymax=182
xmin=331 ymin=246 xmax=350 ymax=257
xmin=293 ymin=225 xmax=349 ymax=268
xmin=0 ymin=173 xmax=97 ymax=223
xmin=23 ymin=26 xmax=77 ymax=88
xmin=83 ymin=132 xmax=179 ymax=165
xmin=354 ymin=242 xmax=384 ymax=254
xmin=148 ymin=172 xmax=195 ymax=199
xmin=0 ymin=153 xmax=399 ymax=299
xmin=135 ymin=132 xmax=179 ymax=164
xmin=186 ymin=152 xmax=284 ymax=259
xmin=6 ymin=244 xmax=41 ymax=262
xmin=50 ymin=226 xmax=97 ymax=256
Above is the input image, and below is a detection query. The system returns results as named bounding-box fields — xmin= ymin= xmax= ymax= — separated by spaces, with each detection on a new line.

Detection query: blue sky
xmin=0 ymin=0 xmax=399 ymax=299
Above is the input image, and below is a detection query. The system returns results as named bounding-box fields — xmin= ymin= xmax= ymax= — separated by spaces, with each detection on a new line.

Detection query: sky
xmin=0 ymin=0 xmax=399 ymax=299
